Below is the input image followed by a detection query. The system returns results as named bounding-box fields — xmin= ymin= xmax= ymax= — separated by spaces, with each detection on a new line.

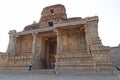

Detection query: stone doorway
xmin=44 ymin=37 xmax=57 ymax=69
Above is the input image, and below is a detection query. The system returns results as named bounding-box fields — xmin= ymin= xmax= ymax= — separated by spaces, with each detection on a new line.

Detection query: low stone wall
xmin=8 ymin=56 xmax=32 ymax=67
xmin=0 ymin=54 xmax=32 ymax=67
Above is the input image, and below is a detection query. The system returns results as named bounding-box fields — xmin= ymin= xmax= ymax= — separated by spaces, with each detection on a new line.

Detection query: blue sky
xmin=0 ymin=0 xmax=120 ymax=52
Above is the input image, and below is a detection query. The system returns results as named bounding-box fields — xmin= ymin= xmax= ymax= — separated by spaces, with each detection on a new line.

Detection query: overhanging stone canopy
xmin=5 ymin=4 xmax=113 ymax=72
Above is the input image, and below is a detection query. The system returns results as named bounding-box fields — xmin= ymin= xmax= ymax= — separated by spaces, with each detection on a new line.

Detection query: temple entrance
xmin=44 ymin=37 xmax=57 ymax=69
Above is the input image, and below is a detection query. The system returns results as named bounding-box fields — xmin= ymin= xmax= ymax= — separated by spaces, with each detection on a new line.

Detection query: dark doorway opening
xmin=44 ymin=37 xmax=57 ymax=69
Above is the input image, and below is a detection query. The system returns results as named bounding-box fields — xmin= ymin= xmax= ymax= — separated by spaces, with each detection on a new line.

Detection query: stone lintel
xmin=85 ymin=16 xmax=98 ymax=22
xmin=54 ymin=16 xmax=98 ymax=28
xmin=16 ymin=27 xmax=55 ymax=36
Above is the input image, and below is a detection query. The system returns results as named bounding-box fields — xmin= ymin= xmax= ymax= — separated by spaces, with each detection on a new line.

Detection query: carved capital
xmin=32 ymin=30 xmax=38 ymax=34
xmin=54 ymin=28 xmax=62 ymax=35
xmin=84 ymin=24 xmax=88 ymax=33
xmin=32 ymin=30 xmax=38 ymax=37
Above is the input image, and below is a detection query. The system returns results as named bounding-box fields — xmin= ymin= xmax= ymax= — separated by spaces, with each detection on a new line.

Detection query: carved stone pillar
xmin=7 ymin=30 xmax=17 ymax=57
xmin=15 ymin=35 xmax=19 ymax=56
xmin=38 ymin=35 xmax=43 ymax=68
xmin=32 ymin=33 xmax=37 ymax=56
xmin=32 ymin=31 xmax=38 ymax=69
xmin=54 ymin=29 xmax=62 ymax=54
xmin=54 ymin=29 xmax=62 ymax=68
xmin=39 ymin=36 xmax=42 ymax=56
xmin=84 ymin=24 xmax=91 ymax=55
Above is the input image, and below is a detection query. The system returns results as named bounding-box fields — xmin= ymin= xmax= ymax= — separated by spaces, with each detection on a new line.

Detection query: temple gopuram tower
xmin=5 ymin=4 xmax=113 ymax=73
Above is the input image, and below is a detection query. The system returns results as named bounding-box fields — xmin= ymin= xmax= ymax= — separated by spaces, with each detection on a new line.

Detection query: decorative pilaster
xmin=84 ymin=24 xmax=91 ymax=55
xmin=7 ymin=30 xmax=17 ymax=57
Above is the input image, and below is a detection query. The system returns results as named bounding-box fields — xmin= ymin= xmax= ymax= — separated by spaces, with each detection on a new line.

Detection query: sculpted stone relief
xmin=17 ymin=34 xmax=32 ymax=54
xmin=62 ymin=28 xmax=86 ymax=54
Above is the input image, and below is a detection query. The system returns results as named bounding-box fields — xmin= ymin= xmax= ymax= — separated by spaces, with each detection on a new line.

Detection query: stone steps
xmin=0 ymin=67 xmax=119 ymax=75
xmin=0 ymin=67 xmax=55 ymax=74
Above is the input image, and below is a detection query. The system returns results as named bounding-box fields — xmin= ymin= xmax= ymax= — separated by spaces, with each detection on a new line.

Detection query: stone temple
xmin=0 ymin=4 xmax=113 ymax=72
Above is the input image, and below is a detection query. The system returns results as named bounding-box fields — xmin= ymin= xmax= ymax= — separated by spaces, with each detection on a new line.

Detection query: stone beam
xmin=54 ymin=16 xmax=98 ymax=28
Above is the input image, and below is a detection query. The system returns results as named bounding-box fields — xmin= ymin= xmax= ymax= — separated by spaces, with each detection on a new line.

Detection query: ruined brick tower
xmin=39 ymin=4 xmax=67 ymax=27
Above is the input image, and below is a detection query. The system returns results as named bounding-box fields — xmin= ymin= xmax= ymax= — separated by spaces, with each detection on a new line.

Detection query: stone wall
xmin=55 ymin=28 xmax=93 ymax=71
xmin=8 ymin=56 xmax=32 ymax=67
xmin=0 ymin=54 xmax=32 ymax=67
xmin=62 ymin=28 xmax=86 ymax=54
xmin=0 ymin=53 xmax=8 ymax=67
xmin=109 ymin=46 xmax=120 ymax=66
xmin=16 ymin=34 xmax=32 ymax=55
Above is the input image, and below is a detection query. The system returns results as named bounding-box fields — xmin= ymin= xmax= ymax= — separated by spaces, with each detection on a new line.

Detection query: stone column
xmin=7 ymin=30 xmax=17 ymax=57
xmin=15 ymin=35 xmax=20 ymax=56
xmin=54 ymin=29 xmax=62 ymax=69
xmin=32 ymin=31 xmax=38 ymax=69
xmin=84 ymin=24 xmax=91 ymax=55
xmin=38 ymin=36 xmax=42 ymax=56
xmin=38 ymin=35 xmax=43 ymax=68
xmin=32 ymin=33 xmax=36 ymax=56
xmin=54 ymin=29 xmax=62 ymax=54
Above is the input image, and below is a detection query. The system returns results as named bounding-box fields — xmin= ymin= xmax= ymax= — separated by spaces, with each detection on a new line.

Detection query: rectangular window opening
xmin=48 ymin=22 xmax=53 ymax=26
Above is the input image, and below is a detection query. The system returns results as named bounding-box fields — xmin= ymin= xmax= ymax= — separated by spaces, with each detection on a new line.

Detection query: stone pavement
xmin=0 ymin=72 xmax=119 ymax=80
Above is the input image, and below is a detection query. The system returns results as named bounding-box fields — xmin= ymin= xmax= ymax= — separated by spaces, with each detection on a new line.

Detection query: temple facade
xmin=2 ymin=4 xmax=112 ymax=72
